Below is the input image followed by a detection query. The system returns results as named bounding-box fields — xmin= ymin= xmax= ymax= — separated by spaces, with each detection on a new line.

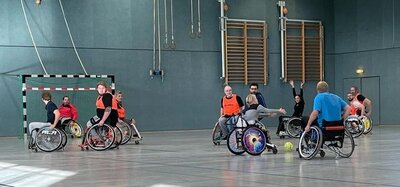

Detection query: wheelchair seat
xmin=322 ymin=120 xmax=345 ymax=142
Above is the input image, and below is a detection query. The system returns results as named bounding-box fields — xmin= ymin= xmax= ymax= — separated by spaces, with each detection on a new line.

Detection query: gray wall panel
xmin=1 ymin=0 xmax=334 ymax=136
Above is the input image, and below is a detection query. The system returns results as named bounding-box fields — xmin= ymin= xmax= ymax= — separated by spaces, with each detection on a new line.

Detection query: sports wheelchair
xmin=28 ymin=126 xmax=68 ymax=152
xmin=278 ymin=116 xmax=303 ymax=139
xmin=80 ymin=123 xmax=117 ymax=151
xmin=298 ymin=120 xmax=355 ymax=160
xmin=361 ymin=116 xmax=373 ymax=134
xmin=117 ymin=118 xmax=143 ymax=145
xmin=60 ymin=118 xmax=83 ymax=138
xmin=213 ymin=115 xmax=278 ymax=155
xmin=344 ymin=115 xmax=365 ymax=138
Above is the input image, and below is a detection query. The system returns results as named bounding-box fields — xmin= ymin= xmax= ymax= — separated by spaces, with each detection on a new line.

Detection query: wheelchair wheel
xmin=362 ymin=116 xmax=373 ymax=134
xmin=28 ymin=133 xmax=38 ymax=152
xmin=344 ymin=116 xmax=364 ymax=138
xmin=58 ymin=128 xmax=68 ymax=150
xmin=212 ymin=122 xmax=222 ymax=145
xmin=36 ymin=127 xmax=63 ymax=152
xmin=227 ymin=128 xmax=245 ymax=155
xmin=118 ymin=121 xmax=132 ymax=145
xmin=286 ymin=118 xmax=303 ymax=138
xmin=336 ymin=128 xmax=355 ymax=158
xmin=69 ymin=121 xmax=83 ymax=138
xmin=110 ymin=126 xmax=123 ymax=149
xmin=86 ymin=124 xmax=115 ymax=151
xmin=298 ymin=126 xmax=323 ymax=160
xmin=242 ymin=126 xmax=266 ymax=156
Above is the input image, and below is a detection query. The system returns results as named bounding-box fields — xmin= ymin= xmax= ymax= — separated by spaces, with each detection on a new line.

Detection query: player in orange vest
xmin=86 ymin=81 xmax=118 ymax=129
xmin=217 ymin=85 xmax=244 ymax=140
xmin=115 ymin=91 xmax=126 ymax=121
xmin=350 ymin=86 xmax=372 ymax=117
xmin=347 ymin=92 xmax=365 ymax=116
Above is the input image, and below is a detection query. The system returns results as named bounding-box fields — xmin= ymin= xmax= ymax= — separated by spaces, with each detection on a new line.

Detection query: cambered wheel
xmin=286 ymin=118 xmax=303 ymax=138
xmin=242 ymin=127 xmax=267 ymax=156
xmin=227 ymin=128 xmax=245 ymax=155
xmin=298 ymin=126 xmax=323 ymax=160
xmin=86 ymin=124 xmax=115 ymax=151
xmin=36 ymin=127 xmax=63 ymax=152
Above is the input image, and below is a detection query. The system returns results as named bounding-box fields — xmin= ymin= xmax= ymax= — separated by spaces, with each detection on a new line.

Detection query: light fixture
xmin=355 ymin=68 xmax=364 ymax=74
xmin=35 ymin=0 xmax=41 ymax=5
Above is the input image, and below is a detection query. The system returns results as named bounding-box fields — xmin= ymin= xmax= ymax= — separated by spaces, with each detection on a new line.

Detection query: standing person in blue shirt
xmin=304 ymin=81 xmax=351 ymax=132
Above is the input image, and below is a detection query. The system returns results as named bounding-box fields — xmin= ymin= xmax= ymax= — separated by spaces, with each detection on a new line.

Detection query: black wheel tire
xmin=135 ymin=141 xmax=140 ymax=144
xmin=272 ymin=146 xmax=278 ymax=154
xmin=320 ymin=150 xmax=325 ymax=157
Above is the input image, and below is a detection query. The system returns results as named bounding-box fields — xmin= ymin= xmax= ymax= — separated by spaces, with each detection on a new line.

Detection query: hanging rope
xmin=20 ymin=0 xmax=48 ymax=75
xmin=164 ymin=0 xmax=169 ymax=48
xmin=58 ymin=0 xmax=88 ymax=75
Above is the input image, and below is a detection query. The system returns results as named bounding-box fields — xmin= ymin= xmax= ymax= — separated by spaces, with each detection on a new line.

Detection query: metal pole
xmin=170 ymin=0 xmax=176 ymax=49
xmin=219 ymin=0 xmax=226 ymax=79
xmin=278 ymin=1 xmax=285 ymax=80
xmin=164 ymin=0 xmax=169 ymax=48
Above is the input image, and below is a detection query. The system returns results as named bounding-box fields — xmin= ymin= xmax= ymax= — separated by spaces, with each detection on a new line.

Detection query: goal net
xmin=21 ymin=74 xmax=115 ymax=138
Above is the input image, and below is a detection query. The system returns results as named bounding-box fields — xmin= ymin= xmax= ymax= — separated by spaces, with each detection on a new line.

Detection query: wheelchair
xmin=298 ymin=120 xmax=355 ymax=160
xmin=117 ymin=120 xmax=132 ymax=145
xmin=109 ymin=125 xmax=123 ymax=150
xmin=80 ymin=123 xmax=116 ymax=151
xmin=212 ymin=116 xmax=236 ymax=145
xmin=279 ymin=117 xmax=303 ymax=139
xmin=28 ymin=126 xmax=68 ymax=152
xmin=344 ymin=115 xmax=365 ymax=138
xmin=129 ymin=118 xmax=143 ymax=144
xmin=361 ymin=116 xmax=373 ymax=134
xmin=61 ymin=118 xmax=83 ymax=138
xmin=224 ymin=115 xmax=278 ymax=156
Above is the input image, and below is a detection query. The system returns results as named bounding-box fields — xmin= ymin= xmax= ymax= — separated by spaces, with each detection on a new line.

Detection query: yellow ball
xmin=284 ymin=142 xmax=293 ymax=151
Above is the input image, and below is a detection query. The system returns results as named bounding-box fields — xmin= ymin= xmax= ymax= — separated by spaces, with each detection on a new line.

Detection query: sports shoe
xmin=215 ymin=135 xmax=227 ymax=141
xmin=279 ymin=131 xmax=287 ymax=136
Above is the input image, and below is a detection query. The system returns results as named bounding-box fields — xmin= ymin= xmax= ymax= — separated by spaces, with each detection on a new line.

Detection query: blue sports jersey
xmin=313 ymin=92 xmax=347 ymax=126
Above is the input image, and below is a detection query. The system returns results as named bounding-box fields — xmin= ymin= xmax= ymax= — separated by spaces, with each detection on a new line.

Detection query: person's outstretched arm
xmin=300 ymin=82 xmax=304 ymax=98
xmin=290 ymin=80 xmax=296 ymax=97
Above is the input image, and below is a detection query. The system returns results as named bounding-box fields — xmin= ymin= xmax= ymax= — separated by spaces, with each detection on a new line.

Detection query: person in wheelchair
xmin=350 ymin=86 xmax=372 ymax=118
xmin=28 ymin=91 xmax=61 ymax=148
xmin=58 ymin=95 xmax=78 ymax=127
xmin=115 ymin=90 xmax=136 ymax=125
xmin=347 ymin=92 xmax=365 ymax=117
xmin=304 ymin=81 xmax=351 ymax=133
xmin=115 ymin=90 xmax=142 ymax=142
xmin=217 ymin=85 xmax=245 ymax=140
xmin=243 ymin=94 xmax=286 ymax=138
xmin=81 ymin=81 xmax=118 ymax=147
xmin=276 ymin=80 xmax=305 ymax=136
xmin=86 ymin=81 xmax=118 ymax=128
